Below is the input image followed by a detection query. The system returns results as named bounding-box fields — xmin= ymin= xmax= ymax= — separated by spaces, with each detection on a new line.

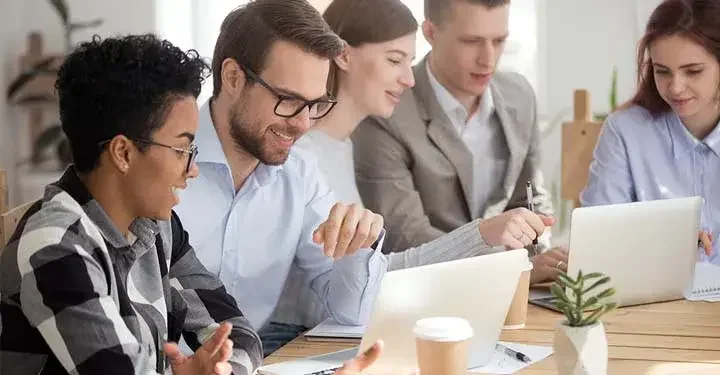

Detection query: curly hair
xmin=55 ymin=34 xmax=210 ymax=172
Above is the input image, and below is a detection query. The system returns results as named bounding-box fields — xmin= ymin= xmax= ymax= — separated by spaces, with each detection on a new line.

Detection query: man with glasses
xmin=173 ymin=0 xmax=389 ymax=356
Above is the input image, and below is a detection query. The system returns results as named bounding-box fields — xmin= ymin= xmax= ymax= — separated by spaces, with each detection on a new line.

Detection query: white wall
xmin=0 ymin=0 xmax=156 ymax=205
xmin=542 ymin=0 xmax=645 ymax=120
xmin=537 ymin=0 xmax=662 ymax=238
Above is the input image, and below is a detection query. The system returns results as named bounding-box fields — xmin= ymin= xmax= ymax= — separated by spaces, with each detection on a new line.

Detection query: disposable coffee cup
xmin=504 ymin=259 xmax=534 ymax=329
xmin=414 ymin=317 xmax=474 ymax=375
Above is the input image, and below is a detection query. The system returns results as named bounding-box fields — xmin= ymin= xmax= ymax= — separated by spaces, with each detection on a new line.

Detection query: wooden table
xmin=266 ymin=300 xmax=720 ymax=374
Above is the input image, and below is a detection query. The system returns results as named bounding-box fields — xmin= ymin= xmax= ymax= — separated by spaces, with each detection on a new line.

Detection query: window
xmin=156 ymin=0 xmax=250 ymax=102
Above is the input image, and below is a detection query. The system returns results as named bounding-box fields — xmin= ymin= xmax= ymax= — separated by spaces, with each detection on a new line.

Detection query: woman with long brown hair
xmin=581 ymin=0 xmax=718 ymax=261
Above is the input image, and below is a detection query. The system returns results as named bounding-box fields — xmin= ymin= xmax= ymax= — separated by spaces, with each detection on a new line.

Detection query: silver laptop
xmin=258 ymin=249 xmax=529 ymax=374
xmin=530 ymin=197 xmax=701 ymax=310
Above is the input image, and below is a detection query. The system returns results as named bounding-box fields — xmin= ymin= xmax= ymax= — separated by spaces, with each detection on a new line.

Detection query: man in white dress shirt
xmin=174 ymin=0 xmax=387 ymax=356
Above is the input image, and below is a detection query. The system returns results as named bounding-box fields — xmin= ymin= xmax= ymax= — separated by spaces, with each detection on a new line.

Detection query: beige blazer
xmin=352 ymin=59 xmax=553 ymax=253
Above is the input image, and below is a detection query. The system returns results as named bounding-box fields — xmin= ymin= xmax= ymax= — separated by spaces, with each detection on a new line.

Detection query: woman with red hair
xmin=581 ymin=0 xmax=719 ymax=262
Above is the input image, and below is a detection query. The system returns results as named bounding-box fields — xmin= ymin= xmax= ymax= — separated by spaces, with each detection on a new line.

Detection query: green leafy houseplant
xmin=551 ymin=270 xmax=618 ymax=327
xmin=6 ymin=0 xmax=103 ymax=169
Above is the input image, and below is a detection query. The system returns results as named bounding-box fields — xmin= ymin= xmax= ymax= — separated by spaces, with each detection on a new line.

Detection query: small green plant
xmin=593 ymin=66 xmax=619 ymax=122
xmin=551 ymin=270 xmax=618 ymax=327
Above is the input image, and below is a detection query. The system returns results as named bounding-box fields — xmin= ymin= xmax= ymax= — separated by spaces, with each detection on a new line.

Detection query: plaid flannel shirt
xmin=0 ymin=168 xmax=263 ymax=374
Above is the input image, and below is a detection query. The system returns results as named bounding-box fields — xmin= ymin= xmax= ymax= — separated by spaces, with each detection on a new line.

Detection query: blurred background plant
xmin=6 ymin=0 xmax=103 ymax=170
xmin=592 ymin=66 xmax=618 ymax=122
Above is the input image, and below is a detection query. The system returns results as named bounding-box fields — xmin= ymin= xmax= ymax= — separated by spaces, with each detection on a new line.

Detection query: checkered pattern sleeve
xmin=10 ymin=202 xmax=157 ymax=374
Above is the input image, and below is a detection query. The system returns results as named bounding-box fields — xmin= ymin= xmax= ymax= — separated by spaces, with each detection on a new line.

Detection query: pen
xmin=525 ymin=181 xmax=539 ymax=254
xmin=497 ymin=343 xmax=532 ymax=363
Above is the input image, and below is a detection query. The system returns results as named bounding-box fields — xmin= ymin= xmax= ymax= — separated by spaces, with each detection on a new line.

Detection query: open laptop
xmin=257 ymin=248 xmax=529 ymax=374
xmin=530 ymin=196 xmax=701 ymax=311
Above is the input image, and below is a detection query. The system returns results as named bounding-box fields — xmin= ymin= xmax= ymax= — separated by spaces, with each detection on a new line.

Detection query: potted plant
xmin=551 ymin=270 xmax=617 ymax=375
xmin=6 ymin=0 xmax=103 ymax=170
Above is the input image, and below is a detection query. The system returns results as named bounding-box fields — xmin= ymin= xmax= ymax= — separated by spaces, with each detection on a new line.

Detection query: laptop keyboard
xmin=306 ymin=367 xmax=340 ymax=375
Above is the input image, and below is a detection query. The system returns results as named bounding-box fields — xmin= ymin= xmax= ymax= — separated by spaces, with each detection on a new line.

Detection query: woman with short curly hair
xmin=0 ymin=33 xmax=263 ymax=375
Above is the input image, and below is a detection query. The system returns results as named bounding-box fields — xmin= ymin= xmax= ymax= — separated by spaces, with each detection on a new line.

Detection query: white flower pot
xmin=553 ymin=321 xmax=608 ymax=375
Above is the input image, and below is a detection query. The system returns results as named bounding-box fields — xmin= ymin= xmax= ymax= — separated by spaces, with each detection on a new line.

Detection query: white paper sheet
xmin=470 ymin=341 xmax=553 ymax=374
xmin=304 ymin=318 xmax=365 ymax=340
xmin=685 ymin=261 xmax=720 ymax=302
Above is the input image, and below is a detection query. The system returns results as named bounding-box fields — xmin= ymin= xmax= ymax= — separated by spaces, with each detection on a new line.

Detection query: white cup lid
xmin=413 ymin=317 xmax=474 ymax=342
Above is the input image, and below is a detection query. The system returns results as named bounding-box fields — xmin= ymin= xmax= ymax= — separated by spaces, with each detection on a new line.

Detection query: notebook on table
xmin=686 ymin=261 xmax=720 ymax=301
xmin=304 ymin=319 xmax=364 ymax=341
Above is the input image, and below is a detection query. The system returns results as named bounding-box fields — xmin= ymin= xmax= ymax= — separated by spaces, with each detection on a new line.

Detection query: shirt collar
xmin=668 ymin=111 xmax=720 ymax=158
xmin=196 ymin=99 xmax=232 ymax=165
xmin=53 ymin=166 xmax=159 ymax=249
xmin=195 ymin=99 xmax=283 ymax=186
xmin=425 ymin=60 xmax=494 ymax=126
xmin=703 ymin=119 xmax=720 ymax=157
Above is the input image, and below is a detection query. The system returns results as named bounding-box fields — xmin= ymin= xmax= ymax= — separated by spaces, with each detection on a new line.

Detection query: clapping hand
xmin=164 ymin=323 xmax=234 ymax=375
xmin=333 ymin=340 xmax=417 ymax=375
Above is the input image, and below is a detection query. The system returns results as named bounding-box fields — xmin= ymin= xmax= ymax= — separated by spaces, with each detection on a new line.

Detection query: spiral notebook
xmin=687 ymin=261 xmax=720 ymax=301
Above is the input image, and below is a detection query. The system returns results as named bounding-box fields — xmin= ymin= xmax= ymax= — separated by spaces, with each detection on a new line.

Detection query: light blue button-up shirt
xmin=581 ymin=105 xmax=720 ymax=265
xmin=174 ymin=101 xmax=388 ymax=330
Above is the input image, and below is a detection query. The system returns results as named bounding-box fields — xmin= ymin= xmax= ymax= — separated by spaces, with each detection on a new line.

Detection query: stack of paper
xmin=304 ymin=318 xmax=365 ymax=341
xmin=686 ymin=261 xmax=720 ymax=302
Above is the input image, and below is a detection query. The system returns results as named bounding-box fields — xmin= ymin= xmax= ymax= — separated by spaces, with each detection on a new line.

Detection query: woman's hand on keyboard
xmin=334 ymin=340 xmax=417 ymax=375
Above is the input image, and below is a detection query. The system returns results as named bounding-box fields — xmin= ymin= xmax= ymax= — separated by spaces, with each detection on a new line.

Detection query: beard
xmin=228 ymin=96 xmax=296 ymax=166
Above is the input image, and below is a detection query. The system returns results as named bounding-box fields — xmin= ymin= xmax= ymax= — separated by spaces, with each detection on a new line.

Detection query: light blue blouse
xmin=580 ymin=105 xmax=720 ymax=265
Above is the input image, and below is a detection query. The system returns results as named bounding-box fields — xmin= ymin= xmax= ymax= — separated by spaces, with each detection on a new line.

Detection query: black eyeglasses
xmin=242 ymin=66 xmax=337 ymax=120
xmin=98 ymin=138 xmax=198 ymax=174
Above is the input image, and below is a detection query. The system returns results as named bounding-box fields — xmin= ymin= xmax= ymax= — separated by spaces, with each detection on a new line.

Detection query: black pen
xmin=497 ymin=343 xmax=532 ymax=363
xmin=525 ymin=181 xmax=539 ymax=253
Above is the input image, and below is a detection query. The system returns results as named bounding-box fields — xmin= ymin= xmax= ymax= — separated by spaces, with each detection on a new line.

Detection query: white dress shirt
xmin=426 ymin=62 xmax=510 ymax=217
xmin=272 ymin=130 xmax=492 ymax=327
xmin=174 ymin=101 xmax=389 ymax=330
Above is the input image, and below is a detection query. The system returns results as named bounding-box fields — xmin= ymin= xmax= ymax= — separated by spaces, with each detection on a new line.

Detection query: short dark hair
xmin=629 ymin=0 xmax=720 ymax=116
xmin=55 ymin=34 xmax=210 ymax=173
xmin=323 ymin=0 xmax=418 ymax=96
xmin=212 ymin=0 xmax=344 ymax=97
xmin=424 ymin=0 xmax=510 ymax=25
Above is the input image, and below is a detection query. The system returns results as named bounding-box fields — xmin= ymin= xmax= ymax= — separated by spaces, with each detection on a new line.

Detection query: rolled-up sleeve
xmin=293 ymin=163 xmax=389 ymax=326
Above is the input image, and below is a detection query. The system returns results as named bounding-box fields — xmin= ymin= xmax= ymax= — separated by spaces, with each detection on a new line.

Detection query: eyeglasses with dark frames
xmin=242 ymin=66 xmax=337 ymax=120
xmin=97 ymin=138 xmax=198 ymax=174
